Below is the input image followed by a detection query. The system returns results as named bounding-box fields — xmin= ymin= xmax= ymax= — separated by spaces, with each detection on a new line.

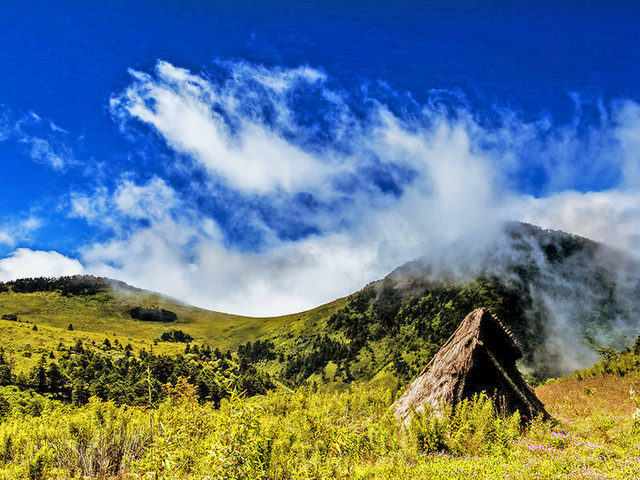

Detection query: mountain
xmin=374 ymin=222 xmax=640 ymax=378
xmin=1 ymin=222 xmax=639 ymax=390
xmin=254 ymin=222 xmax=640 ymax=387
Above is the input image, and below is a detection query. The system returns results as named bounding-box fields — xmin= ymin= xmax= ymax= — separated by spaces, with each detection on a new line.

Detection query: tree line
xmin=0 ymin=340 xmax=274 ymax=409
xmin=0 ymin=275 xmax=129 ymax=296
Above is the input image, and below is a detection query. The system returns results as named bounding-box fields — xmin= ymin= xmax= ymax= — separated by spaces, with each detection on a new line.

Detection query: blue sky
xmin=1 ymin=1 xmax=639 ymax=315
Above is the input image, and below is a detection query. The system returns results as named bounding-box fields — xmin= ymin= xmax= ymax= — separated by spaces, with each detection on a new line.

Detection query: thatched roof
xmin=394 ymin=307 xmax=549 ymax=422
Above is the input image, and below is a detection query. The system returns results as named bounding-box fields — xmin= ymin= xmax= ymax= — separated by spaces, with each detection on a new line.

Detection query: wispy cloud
xmin=3 ymin=60 xmax=640 ymax=319
xmin=98 ymin=60 xmax=640 ymax=315
xmin=0 ymin=217 xmax=42 ymax=249
xmin=0 ymin=108 xmax=77 ymax=171
xmin=70 ymin=177 xmax=179 ymax=235
xmin=110 ymin=61 xmax=335 ymax=193
xmin=614 ymin=100 xmax=640 ymax=190
xmin=0 ymin=231 xmax=12 ymax=247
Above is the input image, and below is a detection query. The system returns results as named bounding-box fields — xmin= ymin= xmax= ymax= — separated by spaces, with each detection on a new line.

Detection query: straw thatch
xmin=394 ymin=307 xmax=549 ymax=422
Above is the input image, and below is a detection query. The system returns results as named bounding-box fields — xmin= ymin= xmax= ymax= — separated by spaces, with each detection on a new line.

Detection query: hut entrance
xmin=461 ymin=345 xmax=534 ymax=417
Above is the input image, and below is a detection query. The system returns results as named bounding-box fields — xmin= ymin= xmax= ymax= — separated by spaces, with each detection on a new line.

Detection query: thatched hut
xmin=394 ymin=307 xmax=549 ymax=422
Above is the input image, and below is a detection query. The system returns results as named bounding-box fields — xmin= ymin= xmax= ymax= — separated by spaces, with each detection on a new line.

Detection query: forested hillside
xmin=1 ymin=223 xmax=639 ymax=395
xmin=249 ymin=223 xmax=640 ymax=388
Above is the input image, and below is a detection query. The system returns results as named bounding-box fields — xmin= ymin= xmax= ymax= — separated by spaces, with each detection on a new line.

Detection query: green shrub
xmin=0 ymin=384 xmax=636 ymax=479
xmin=408 ymin=393 xmax=522 ymax=457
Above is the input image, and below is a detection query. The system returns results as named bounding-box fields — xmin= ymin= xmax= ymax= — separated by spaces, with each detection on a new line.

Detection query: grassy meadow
xmin=0 ymin=288 xmax=346 ymax=351
xmin=0 ymin=286 xmax=346 ymax=376
xmin=0 ymin=371 xmax=638 ymax=479
xmin=1 ymin=277 xmax=639 ymax=478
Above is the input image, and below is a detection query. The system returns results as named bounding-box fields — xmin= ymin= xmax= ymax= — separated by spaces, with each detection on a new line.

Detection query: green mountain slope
xmin=1 ymin=222 xmax=639 ymax=391
xmin=0 ymin=275 xmax=347 ymax=376
xmin=250 ymin=222 xmax=640 ymax=387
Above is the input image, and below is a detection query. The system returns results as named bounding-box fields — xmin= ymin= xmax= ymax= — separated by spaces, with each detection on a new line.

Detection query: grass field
xmin=1 ymin=281 xmax=639 ymax=478
xmin=0 ymin=371 xmax=637 ymax=479
xmin=0 ymin=288 xmax=348 ymax=375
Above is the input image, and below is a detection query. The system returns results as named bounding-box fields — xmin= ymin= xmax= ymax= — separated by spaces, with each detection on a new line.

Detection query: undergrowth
xmin=0 ymin=380 xmax=638 ymax=479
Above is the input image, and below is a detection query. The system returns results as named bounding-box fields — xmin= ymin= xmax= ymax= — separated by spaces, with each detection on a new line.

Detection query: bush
xmin=129 ymin=306 xmax=177 ymax=323
xmin=408 ymin=393 xmax=522 ymax=456
xmin=160 ymin=329 xmax=194 ymax=343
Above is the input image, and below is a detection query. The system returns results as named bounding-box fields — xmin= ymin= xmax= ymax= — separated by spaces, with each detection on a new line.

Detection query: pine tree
xmin=46 ymin=363 xmax=66 ymax=396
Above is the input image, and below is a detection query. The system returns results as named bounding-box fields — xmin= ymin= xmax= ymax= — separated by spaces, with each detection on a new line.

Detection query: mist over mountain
xmin=377 ymin=222 xmax=640 ymax=377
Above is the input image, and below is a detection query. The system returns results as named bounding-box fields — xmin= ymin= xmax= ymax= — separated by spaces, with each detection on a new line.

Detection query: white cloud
xmin=0 ymin=217 xmax=42 ymax=248
xmin=69 ymin=188 xmax=110 ymax=221
xmin=0 ymin=248 xmax=84 ymax=282
xmin=614 ymin=100 xmax=640 ymax=190
xmin=78 ymin=102 xmax=511 ymax=316
xmin=0 ymin=108 xmax=77 ymax=171
xmin=516 ymin=190 xmax=640 ymax=256
xmin=69 ymin=177 xmax=178 ymax=235
xmin=38 ymin=60 xmax=640 ymax=317
xmin=22 ymin=136 xmax=70 ymax=171
xmin=81 ymin=219 xmax=399 ymax=316
xmin=110 ymin=61 xmax=333 ymax=193
xmin=113 ymin=177 xmax=177 ymax=220
xmin=0 ymin=231 xmax=12 ymax=246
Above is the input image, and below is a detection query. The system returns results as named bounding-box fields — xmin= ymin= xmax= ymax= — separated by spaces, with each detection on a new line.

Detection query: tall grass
xmin=0 ymin=381 xmax=638 ymax=479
